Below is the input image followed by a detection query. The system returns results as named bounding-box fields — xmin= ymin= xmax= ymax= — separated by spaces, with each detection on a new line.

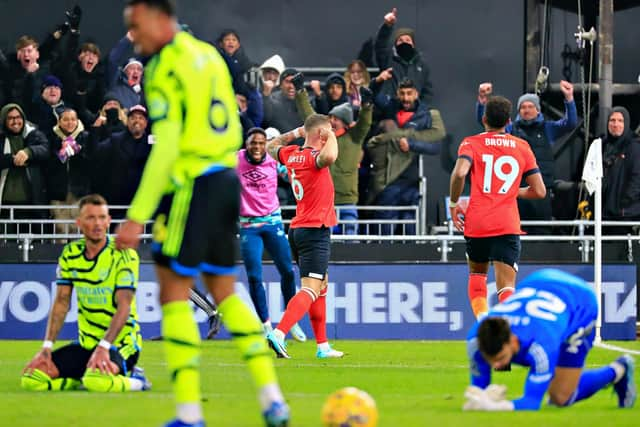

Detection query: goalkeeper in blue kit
xmin=465 ymin=269 xmax=636 ymax=411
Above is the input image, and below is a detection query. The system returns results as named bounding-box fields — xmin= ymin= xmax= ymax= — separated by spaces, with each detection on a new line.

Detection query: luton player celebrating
xmin=264 ymin=114 xmax=344 ymax=359
xmin=449 ymin=96 xmax=546 ymax=319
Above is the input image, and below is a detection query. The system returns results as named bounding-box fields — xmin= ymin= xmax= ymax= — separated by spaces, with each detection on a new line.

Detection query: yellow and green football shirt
xmin=127 ymin=30 xmax=242 ymax=224
xmin=56 ymin=237 xmax=141 ymax=359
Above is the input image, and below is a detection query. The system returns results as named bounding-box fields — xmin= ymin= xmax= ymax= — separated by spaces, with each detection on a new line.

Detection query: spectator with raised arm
xmin=309 ymin=73 xmax=349 ymax=116
xmin=367 ymin=78 xmax=445 ymax=234
xmin=90 ymin=94 xmax=128 ymax=141
xmin=259 ymin=54 xmax=285 ymax=97
xmin=475 ymin=81 xmax=577 ymax=227
xmin=90 ymin=105 xmax=152 ymax=214
xmin=56 ymin=39 xmax=106 ymax=128
xmin=0 ymin=103 xmax=49 ymax=232
xmin=262 ymin=68 xmax=303 ymax=134
xmin=295 ymin=72 xmax=373 ymax=235
xmin=4 ymin=33 xmax=62 ymax=110
xmin=374 ymin=7 xmax=434 ymax=103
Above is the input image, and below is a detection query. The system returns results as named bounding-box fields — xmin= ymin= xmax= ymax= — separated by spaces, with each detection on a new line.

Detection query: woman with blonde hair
xmin=343 ymin=59 xmax=371 ymax=108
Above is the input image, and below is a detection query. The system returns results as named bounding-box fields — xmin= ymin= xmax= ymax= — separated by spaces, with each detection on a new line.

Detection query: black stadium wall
xmin=1 ymin=1 xmax=639 ymax=225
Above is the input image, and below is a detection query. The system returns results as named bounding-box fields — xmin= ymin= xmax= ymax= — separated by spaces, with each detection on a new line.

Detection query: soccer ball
xmin=321 ymin=387 xmax=378 ymax=427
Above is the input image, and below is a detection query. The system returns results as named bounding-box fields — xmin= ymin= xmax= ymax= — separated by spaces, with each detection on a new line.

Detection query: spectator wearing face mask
xmin=374 ymin=7 xmax=433 ymax=104
xmin=90 ymin=94 xmax=128 ymax=141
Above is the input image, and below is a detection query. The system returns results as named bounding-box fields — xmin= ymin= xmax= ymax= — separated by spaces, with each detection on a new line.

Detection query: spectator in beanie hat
xmin=374 ymin=7 xmax=433 ymax=103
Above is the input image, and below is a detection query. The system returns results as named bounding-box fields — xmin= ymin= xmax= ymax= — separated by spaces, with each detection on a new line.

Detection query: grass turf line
xmin=2 ymin=340 xmax=639 ymax=426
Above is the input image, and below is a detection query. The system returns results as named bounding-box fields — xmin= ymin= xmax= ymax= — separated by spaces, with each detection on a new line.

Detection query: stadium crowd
xmin=0 ymin=5 xmax=638 ymax=236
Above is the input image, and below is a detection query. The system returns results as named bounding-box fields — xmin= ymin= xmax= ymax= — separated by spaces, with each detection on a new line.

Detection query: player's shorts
xmin=465 ymin=234 xmax=521 ymax=270
xmin=52 ymin=342 xmax=139 ymax=379
xmin=288 ymin=226 xmax=331 ymax=279
xmin=152 ymin=168 xmax=239 ymax=277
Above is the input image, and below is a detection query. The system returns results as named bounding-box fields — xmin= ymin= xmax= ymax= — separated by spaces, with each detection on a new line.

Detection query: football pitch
xmin=1 ymin=340 xmax=638 ymax=426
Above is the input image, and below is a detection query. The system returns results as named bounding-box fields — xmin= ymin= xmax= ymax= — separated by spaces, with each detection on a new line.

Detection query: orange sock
xmin=468 ymin=273 xmax=488 ymax=318
xmin=276 ymin=288 xmax=316 ymax=335
xmin=497 ymin=286 xmax=515 ymax=303
xmin=309 ymin=288 xmax=327 ymax=344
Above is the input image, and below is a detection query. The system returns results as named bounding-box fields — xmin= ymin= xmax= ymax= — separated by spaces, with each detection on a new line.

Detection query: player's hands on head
xmin=318 ymin=127 xmax=331 ymax=142
xmin=87 ymin=347 xmax=119 ymax=375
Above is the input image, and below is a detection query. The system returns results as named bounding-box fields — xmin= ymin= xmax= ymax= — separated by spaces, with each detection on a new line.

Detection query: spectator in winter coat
xmin=601 ymin=107 xmax=640 ymax=222
xmin=45 ymin=108 xmax=92 ymax=236
xmin=475 ymin=81 xmax=577 ymax=226
xmin=259 ymin=54 xmax=285 ymax=97
xmin=27 ymin=75 xmax=66 ymax=133
xmin=295 ymin=73 xmax=373 ymax=234
xmin=374 ymin=7 xmax=434 ymax=103
xmin=90 ymin=105 xmax=151 ymax=218
xmin=262 ymin=68 xmax=303 ymax=135
xmin=0 ymin=103 xmax=49 ymax=231
xmin=368 ymin=79 xmax=445 ymax=234
xmin=308 ymin=73 xmax=349 ymax=116
xmin=56 ymin=40 xmax=106 ymax=128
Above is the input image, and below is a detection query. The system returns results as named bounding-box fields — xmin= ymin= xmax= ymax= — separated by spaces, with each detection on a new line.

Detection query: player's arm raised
xmin=316 ymin=127 xmax=338 ymax=168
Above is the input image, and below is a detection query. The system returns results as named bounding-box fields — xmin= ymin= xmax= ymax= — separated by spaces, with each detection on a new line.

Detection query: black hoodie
xmin=601 ymin=106 xmax=640 ymax=219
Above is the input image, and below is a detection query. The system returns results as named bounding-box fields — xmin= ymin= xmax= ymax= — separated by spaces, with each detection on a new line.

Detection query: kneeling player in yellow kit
xmin=21 ymin=194 xmax=150 ymax=392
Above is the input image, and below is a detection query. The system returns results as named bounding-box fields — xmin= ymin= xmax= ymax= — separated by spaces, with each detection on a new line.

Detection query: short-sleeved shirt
xmin=457 ymin=131 xmax=540 ymax=237
xmin=127 ymin=31 xmax=242 ymax=224
xmin=278 ymin=145 xmax=337 ymax=228
xmin=56 ymin=237 xmax=141 ymax=357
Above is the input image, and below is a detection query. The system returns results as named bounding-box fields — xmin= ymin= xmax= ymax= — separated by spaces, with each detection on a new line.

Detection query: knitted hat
xmin=328 ymin=102 xmax=354 ymax=126
xmin=123 ymin=58 xmax=143 ymax=71
xmin=517 ymin=93 xmax=540 ymax=111
xmin=280 ymin=68 xmax=298 ymax=81
xmin=103 ymin=92 xmax=121 ymax=105
xmin=393 ymin=27 xmax=415 ymax=44
xmin=42 ymin=75 xmax=62 ymax=90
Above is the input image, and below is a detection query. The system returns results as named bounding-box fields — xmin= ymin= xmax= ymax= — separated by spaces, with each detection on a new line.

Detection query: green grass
xmin=1 ymin=340 xmax=639 ymax=426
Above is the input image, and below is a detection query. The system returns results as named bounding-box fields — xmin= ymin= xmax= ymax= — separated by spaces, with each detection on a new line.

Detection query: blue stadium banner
xmin=0 ymin=264 xmax=636 ymax=340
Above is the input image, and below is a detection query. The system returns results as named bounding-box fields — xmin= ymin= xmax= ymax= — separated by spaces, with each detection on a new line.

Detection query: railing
xmin=1 ymin=204 xmax=639 ymax=262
